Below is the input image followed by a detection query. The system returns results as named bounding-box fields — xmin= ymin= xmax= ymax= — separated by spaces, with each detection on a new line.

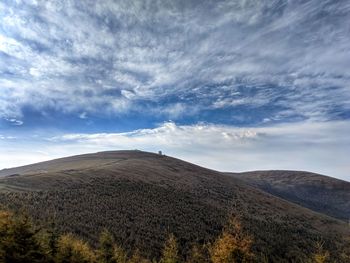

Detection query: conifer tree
xmin=55 ymin=233 xmax=96 ymax=263
xmin=113 ymin=245 xmax=128 ymax=263
xmin=0 ymin=210 xmax=47 ymax=263
xmin=38 ymin=220 xmax=60 ymax=262
xmin=127 ymin=249 xmax=151 ymax=263
xmin=160 ymin=233 xmax=179 ymax=263
xmin=186 ymin=243 xmax=207 ymax=263
xmin=97 ymin=229 xmax=116 ymax=263
xmin=209 ymin=217 xmax=254 ymax=263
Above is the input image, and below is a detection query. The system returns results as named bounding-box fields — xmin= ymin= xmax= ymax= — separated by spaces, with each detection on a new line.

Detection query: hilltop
xmin=0 ymin=151 xmax=349 ymax=262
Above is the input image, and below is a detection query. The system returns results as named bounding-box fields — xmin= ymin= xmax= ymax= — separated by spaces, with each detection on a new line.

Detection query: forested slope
xmin=0 ymin=151 xmax=349 ymax=262
xmin=229 ymin=170 xmax=350 ymax=221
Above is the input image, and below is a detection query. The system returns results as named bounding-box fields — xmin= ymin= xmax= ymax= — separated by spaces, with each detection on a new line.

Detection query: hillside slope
xmin=229 ymin=170 xmax=350 ymax=222
xmin=0 ymin=151 xmax=349 ymax=262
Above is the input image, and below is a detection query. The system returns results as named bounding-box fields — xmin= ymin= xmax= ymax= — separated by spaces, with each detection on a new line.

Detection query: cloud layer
xmin=1 ymin=0 xmax=350 ymax=126
xmin=1 ymin=121 xmax=349 ymax=181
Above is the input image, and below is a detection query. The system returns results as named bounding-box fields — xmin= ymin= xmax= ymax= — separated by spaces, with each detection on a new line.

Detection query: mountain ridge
xmin=228 ymin=170 xmax=350 ymax=222
xmin=0 ymin=150 xmax=349 ymax=262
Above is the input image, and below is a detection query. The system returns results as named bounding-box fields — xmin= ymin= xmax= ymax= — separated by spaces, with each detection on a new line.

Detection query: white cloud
xmin=0 ymin=135 xmax=16 ymax=140
xmin=78 ymin=112 xmax=87 ymax=119
xmin=0 ymin=1 xmax=349 ymax=121
xmin=5 ymin=118 xmax=24 ymax=126
xmin=1 ymin=120 xmax=348 ymax=181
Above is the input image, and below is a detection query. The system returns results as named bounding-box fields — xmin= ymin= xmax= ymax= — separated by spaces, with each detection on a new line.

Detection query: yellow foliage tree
xmin=160 ymin=233 xmax=179 ymax=263
xmin=0 ymin=210 xmax=47 ymax=263
xmin=113 ymin=244 xmax=128 ymax=263
xmin=56 ymin=233 xmax=96 ymax=263
xmin=209 ymin=217 xmax=254 ymax=263
xmin=97 ymin=229 xmax=116 ymax=263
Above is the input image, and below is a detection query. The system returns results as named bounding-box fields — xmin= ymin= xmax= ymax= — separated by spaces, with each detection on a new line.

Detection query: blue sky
xmin=0 ymin=0 xmax=349 ymax=180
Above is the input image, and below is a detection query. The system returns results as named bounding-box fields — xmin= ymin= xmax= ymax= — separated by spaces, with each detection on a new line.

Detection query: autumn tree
xmin=97 ymin=229 xmax=116 ymax=263
xmin=112 ymin=245 xmax=128 ymax=263
xmin=0 ymin=210 xmax=47 ymax=263
xmin=160 ymin=233 xmax=179 ymax=263
xmin=55 ymin=233 xmax=96 ymax=263
xmin=209 ymin=216 xmax=254 ymax=263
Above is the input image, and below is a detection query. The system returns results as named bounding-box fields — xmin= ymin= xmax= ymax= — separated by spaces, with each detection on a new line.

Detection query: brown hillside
xmin=229 ymin=170 xmax=350 ymax=222
xmin=0 ymin=151 xmax=349 ymax=262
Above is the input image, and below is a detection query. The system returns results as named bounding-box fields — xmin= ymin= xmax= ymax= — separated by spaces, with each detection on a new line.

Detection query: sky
xmin=0 ymin=0 xmax=349 ymax=181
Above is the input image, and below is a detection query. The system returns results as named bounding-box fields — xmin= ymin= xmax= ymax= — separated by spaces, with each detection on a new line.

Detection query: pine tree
xmin=127 ymin=249 xmax=151 ymax=263
xmin=186 ymin=243 xmax=207 ymax=263
xmin=97 ymin=229 xmax=116 ymax=263
xmin=0 ymin=210 xmax=47 ymax=263
xmin=209 ymin=217 xmax=254 ymax=263
xmin=55 ymin=233 xmax=96 ymax=263
xmin=160 ymin=233 xmax=179 ymax=263
xmin=113 ymin=245 xmax=127 ymax=263
xmin=38 ymin=220 xmax=60 ymax=262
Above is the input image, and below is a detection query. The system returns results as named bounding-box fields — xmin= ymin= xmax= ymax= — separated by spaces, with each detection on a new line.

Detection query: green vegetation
xmin=1 ymin=209 xmax=349 ymax=263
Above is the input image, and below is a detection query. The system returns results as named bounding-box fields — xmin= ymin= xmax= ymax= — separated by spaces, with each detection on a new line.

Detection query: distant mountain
xmin=0 ymin=151 xmax=349 ymax=262
xmin=228 ymin=170 xmax=350 ymax=222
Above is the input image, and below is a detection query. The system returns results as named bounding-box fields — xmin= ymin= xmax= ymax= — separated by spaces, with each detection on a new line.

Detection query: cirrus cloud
xmin=0 ymin=0 xmax=349 ymax=125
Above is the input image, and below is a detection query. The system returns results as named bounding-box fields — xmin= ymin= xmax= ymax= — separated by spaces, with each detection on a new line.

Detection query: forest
xmin=0 ymin=209 xmax=344 ymax=263
xmin=1 ymin=152 xmax=349 ymax=262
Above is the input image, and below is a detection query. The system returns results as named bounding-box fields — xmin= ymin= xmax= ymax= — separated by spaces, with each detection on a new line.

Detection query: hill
xmin=228 ymin=170 xmax=350 ymax=222
xmin=0 ymin=151 xmax=349 ymax=262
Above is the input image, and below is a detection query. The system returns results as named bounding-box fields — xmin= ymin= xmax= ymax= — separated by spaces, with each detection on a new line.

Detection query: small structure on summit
xmin=158 ymin=150 xmax=162 ymax=155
